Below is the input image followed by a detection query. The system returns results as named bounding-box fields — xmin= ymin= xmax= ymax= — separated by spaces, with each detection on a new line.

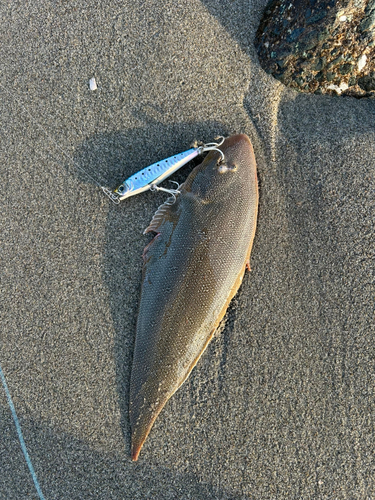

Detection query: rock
xmin=358 ymin=71 xmax=375 ymax=89
xmin=255 ymin=0 xmax=375 ymax=97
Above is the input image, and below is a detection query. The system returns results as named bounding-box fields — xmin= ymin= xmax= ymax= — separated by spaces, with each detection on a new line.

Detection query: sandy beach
xmin=0 ymin=0 xmax=374 ymax=498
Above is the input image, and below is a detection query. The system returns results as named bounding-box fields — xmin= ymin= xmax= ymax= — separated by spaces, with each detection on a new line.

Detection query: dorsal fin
xmin=143 ymin=196 xmax=177 ymax=234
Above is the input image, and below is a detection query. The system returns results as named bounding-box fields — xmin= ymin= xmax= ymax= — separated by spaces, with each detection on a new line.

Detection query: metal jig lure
xmin=114 ymin=137 xmax=225 ymax=201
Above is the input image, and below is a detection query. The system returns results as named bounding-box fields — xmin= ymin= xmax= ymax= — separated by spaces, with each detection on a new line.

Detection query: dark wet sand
xmin=0 ymin=0 xmax=374 ymax=498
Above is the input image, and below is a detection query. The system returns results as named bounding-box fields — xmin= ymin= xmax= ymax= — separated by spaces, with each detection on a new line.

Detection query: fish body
xmin=129 ymin=134 xmax=258 ymax=460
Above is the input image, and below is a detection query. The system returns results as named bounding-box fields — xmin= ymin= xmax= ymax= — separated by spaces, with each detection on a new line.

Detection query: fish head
xmin=182 ymin=134 xmax=255 ymax=203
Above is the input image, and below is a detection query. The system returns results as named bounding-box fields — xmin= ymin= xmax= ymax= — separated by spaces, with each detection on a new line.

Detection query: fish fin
xmin=143 ymin=197 xmax=177 ymax=234
xmin=142 ymin=233 xmax=161 ymax=262
xmin=246 ymin=260 xmax=251 ymax=272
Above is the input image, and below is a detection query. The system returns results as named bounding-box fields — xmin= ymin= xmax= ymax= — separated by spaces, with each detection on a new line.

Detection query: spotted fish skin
xmin=129 ymin=134 xmax=258 ymax=460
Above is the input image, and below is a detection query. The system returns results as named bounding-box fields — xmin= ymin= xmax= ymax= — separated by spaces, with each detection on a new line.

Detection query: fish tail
xmin=130 ymin=395 xmax=169 ymax=461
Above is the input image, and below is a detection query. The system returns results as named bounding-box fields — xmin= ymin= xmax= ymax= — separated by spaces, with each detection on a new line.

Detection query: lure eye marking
xmin=115 ymin=181 xmax=133 ymax=197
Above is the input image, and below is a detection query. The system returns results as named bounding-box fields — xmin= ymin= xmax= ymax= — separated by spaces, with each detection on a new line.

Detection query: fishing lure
xmin=114 ymin=138 xmax=225 ymax=201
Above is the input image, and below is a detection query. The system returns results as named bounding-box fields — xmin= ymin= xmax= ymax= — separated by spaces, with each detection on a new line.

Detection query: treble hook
xmin=199 ymin=136 xmax=225 ymax=162
xmin=150 ymin=181 xmax=181 ymax=204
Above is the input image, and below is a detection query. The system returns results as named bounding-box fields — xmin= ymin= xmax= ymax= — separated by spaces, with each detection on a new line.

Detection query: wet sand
xmin=0 ymin=0 xmax=374 ymax=498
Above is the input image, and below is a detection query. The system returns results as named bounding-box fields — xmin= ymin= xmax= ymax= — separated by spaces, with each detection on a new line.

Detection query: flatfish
xmin=130 ymin=134 xmax=259 ymax=460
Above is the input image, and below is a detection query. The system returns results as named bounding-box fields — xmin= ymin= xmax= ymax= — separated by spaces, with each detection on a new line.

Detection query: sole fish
xmin=129 ymin=134 xmax=258 ymax=460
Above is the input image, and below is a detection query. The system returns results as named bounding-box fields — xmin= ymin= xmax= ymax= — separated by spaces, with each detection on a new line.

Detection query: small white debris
xmin=327 ymin=83 xmax=342 ymax=93
xmin=264 ymin=42 xmax=269 ymax=48
xmin=358 ymin=54 xmax=367 ymax=71
xmin=89 ymin=77 xmax=97 ymax=91
xmin=339 ymin=82 xmax=349 ymax=91
xmin=339 ymin=15 xmax=347 ymax=21
xmin=327 ymin=82 xmax=349 ymax=94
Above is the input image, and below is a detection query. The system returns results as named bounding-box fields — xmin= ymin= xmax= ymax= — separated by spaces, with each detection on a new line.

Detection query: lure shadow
xmin=72 ymin=120 xmax=230 ymax=458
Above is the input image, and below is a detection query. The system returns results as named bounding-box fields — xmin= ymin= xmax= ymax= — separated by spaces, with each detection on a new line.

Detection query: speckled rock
xmin=255 ymin=0 xmax=375 ymax=97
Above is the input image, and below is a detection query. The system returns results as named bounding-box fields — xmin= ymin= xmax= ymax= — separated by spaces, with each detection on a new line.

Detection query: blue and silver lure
xmin=114 ymin=138 xmax=225 ymax=201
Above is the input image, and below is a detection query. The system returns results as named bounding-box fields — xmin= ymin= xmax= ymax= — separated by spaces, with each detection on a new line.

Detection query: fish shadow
xmin=73 ymin=119 xmax=230 ymax=458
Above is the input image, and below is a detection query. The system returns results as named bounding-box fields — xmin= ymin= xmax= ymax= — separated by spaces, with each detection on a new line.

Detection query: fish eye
xmin=117 ymin=185 xmax=124 ymax=193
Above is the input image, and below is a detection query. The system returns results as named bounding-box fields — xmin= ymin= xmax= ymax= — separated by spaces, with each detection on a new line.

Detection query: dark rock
xmin=339 ymin=62 xmax=354 ymax=74
xmin=287 ymin=27 xmax=305 ymax=42
xmin=358 ymin=72 xmax=375 ymax=90
xmin=359 ymin=0 xmax=375 ymax=32
xmin=327 ymin=55 xmax=344 ymax=69
xmin=255 ymin=0 xmax=375 ymax=97
xmin=310 ymin=59 xmax=320 ymax=71
xmin=295 ymin=76 xmax=305 ymax=86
